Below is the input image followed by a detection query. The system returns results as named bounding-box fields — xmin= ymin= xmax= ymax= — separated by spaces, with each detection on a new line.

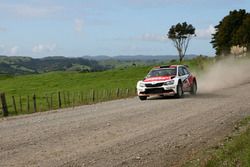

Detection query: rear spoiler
xmin=159 ymin=65 xmax=170 ymax=68
xmin=155 ymin=65 xmax=189 ymax=68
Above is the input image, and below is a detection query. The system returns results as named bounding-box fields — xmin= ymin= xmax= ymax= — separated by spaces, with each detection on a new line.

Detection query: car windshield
xmin=146 ymin=68 xmax=176 ymax=78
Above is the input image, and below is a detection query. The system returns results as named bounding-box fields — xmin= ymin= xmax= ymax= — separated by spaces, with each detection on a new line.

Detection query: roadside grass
xmin=0 ymin=56 xmax=213 ymax=116
xmin=184 ymin=117 xmax=250 ymax=167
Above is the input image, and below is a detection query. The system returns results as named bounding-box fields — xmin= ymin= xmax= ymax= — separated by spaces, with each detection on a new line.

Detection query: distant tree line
xmin=211 ymin=9 xmax=250 ymax=56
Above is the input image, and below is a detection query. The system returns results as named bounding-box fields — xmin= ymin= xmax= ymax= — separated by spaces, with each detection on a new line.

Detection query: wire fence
xmin=0 ymin=88 xmax=137 ymax=117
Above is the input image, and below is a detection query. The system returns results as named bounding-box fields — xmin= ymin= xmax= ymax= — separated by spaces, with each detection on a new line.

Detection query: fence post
xmin=50 ymin=93 xmax=53 ymax=110
xmin=103 ymin=90 xmax=106 ymax=101
xmin=108 ymin=89 xmax=111 ymax=100
xmin=33 ymin=94 xmax=37 ymax=113
xmin=58 ymin=92 xmax=62 ymax=108
xmin=81 ymin=91 xmax=83 ymax=103
xmin=12 ymin=96 xmax=17 ymax=114
xmin=63 ymin=92 xmax=66 ymax=107
xmin=116 ymin=88 xmax=120 ymax=97
xmin=126 ymin=88 xmax=129 ymax=97
xmin=46 ymin=94 xmax=50 ymax=110
xmin=78 ymin=92 xmax=81 ymax=104
xmin=27 ymin=95 xmax=30 ymax=113
xmin=72 ymin=92 xmax=75 ymax=108
xmin=0 ymin=93 xmax=8 ymax=117
xmin=67 ymin=92 xmax=70 ymax=106
xmin=92 ymin=90 xmax=95 ymax=102
xmin=19 ymin=96 xmax=22 ymax=113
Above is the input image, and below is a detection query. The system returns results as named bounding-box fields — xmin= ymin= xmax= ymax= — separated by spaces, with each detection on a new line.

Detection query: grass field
xmin=0 ymin=56 xmax=213 ymax=116
xmin=0 ymin=66 xmax=150 ymax=95
xmin=184 ymin=117 xmax=250 ymax=167
xmin=0 ymin=66 xmax=151 ymax=116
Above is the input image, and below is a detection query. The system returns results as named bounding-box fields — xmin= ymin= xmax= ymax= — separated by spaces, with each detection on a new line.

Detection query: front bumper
xmin=137 ymin=85 xmax=177 ymax=97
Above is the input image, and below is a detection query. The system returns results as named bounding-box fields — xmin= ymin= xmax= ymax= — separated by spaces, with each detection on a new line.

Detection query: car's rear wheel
xmin=190 ymin=80 xmax=197 ymax=95
xmin=175 ymin=82 xmax=183 ymax=98
xmin=139 ymin=96 xmax=147 ymax=101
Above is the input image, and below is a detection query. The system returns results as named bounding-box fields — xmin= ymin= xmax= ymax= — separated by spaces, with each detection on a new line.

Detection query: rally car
xmin=136 ymin=65 xmax=197 ymax=100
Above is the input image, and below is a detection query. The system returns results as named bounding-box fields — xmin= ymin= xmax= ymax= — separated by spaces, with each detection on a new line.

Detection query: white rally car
xmin=136 ymin=65 xmax=197 ymax=100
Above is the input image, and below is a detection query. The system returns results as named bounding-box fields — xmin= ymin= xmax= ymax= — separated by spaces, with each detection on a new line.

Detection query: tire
xmin=139 ymin=96 xmax=147 ymax=101
xmin=175 ymin=81 xmax=183 ymax=98
xmin=190 ymin=81 xmax=197 ymax=95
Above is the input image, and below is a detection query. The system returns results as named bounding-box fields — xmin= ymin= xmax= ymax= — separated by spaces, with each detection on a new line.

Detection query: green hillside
xmin=0 ymin=55 xmax=200 ymax=75
xmin=0 ymin=56 xmax=108 ymax=75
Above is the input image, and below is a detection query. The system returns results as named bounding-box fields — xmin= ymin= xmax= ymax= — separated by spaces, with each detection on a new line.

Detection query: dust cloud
xmin=198 ymin=57 xmax=250 ymax=93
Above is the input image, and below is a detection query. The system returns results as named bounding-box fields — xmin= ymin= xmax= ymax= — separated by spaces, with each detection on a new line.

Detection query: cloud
xmin=0 ymin=45 xmax=20 ymax=56
xmin=32 ymin=44 xmax=57 ymax=53
xmin=9 ymin=46 xmax=19 ymax=56
xmin=196 ymin=25 xmax=215 ymax=40
xmin=132 ymin=33 xmax=167 ymax=42
xmin=0 ymin=3 xmax=64 ymax=18
xmin=74 ymin=19 xmax=84 ymax=33
xmin=0 ymin=45 xmax=18 ymax=55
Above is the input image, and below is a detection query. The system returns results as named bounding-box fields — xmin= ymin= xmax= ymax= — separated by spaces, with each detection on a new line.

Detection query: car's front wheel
xmin=139 ymin=96 xmax=147 ymax=101
xmin=175 ymin=82 xmax=183 ymax=98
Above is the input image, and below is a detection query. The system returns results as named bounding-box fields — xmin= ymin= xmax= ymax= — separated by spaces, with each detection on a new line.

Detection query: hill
xmin=83 ymin=54 xmax=198 ymax=61
xmin=0 ymin=55 xmax=199 ymax=75
xmin=83 ymin=54 xmax=199 ymax=69
xmin=0 ymin=56 xmax=107 ymax=75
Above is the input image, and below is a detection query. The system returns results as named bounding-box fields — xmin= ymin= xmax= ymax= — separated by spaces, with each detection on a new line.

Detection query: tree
xmin=167 ymin=22 xmax=195 ymax=62
xmin=211 ymin=9 xmax=248 ymax=55
xmin=233 ymin=14 xmax=250 ymax=49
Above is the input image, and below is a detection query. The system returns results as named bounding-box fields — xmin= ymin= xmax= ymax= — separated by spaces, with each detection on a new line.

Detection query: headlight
xmin=139 ymin=82 xmax=145 ymax=87
xmin=164 ymin=80 xmax=175 ymax=85
xmin=139 ymin=83 xmax=145 ymax=87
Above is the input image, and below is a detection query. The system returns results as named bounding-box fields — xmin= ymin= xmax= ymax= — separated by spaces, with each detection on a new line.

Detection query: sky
xmin=0 ymin=0 xmax=249 ymax=58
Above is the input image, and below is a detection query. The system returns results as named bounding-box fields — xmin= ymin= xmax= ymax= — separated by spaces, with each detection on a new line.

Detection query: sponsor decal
xmin=144 ymin=76 xmax=171 ymax=82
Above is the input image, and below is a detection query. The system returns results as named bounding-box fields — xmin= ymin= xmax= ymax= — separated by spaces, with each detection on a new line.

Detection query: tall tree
xmin=211 ymin=9 xmax=247 ymax=55
xmin=167 ymin=22 xmax=195 ymax=62
xmin=233 ymin=14 xmax=250 ymax=49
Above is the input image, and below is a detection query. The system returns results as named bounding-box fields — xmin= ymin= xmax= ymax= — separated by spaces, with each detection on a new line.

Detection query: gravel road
xmin=1 ymin=81 xmax=250 ymax=167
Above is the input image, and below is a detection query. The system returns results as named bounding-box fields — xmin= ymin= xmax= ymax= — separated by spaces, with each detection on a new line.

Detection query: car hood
xmin=143 ymin=76 xmax=172 ymax=82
